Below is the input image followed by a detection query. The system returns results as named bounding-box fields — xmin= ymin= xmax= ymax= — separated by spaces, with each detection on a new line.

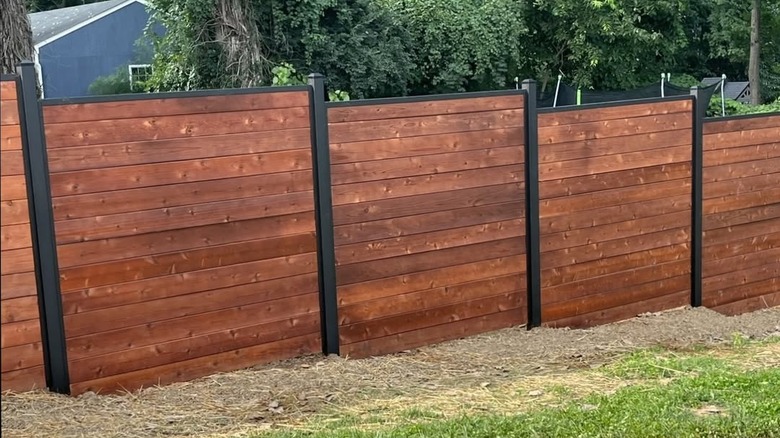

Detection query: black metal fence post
xmin=308 ymin=73 xmax=339 ymax=355
xmin=689 ymin=87 xmax=705 ymax=308
xmin=522 ymin=80 xmax=542 ymax=328
xmin=16 ymin=61 xmax=70 ymax=394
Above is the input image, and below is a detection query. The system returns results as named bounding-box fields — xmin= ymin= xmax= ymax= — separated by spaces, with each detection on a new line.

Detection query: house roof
xmin=702 ymin=77 xmax=750 ymax=100
xmin=29 ymin=0 xmax=146 ymax=47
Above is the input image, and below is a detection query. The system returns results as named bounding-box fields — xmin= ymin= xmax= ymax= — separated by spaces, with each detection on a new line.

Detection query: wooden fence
xmin=41 ymin=87 xmax=322 ymax=394
xmin=1 ymin=76 xmax=47 ymax=392
xmin=328 ymin=92 xmax=528 ymax=357
xmin=702 ymin=114 xmax=780 ymax=314
xmin=538 ymin=99 xmax=694 ymax=327
xmin=0 ymin=65 xmax=777 ymax=395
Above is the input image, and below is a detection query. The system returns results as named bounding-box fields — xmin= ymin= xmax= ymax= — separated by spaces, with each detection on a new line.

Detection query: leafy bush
xmin=88 ymin=67 xmax=134 ymax=95
xmin=707 ymin=96 xmax=780 ymax=117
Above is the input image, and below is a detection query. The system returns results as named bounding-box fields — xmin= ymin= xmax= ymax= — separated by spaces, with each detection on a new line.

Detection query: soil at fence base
xmin=2 ymin=306 xmax=779 ymax=438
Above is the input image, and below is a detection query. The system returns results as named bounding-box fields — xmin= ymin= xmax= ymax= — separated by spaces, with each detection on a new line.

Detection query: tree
xmin=523 ymin=0 xmax=692 ymax=90
xmin=749 ymin=0 xmax=761 ymax=104
xmin=147 ymin=0 xmax=414 ymax=98
xmin=1 ymin=0 xmax=34 ymax=74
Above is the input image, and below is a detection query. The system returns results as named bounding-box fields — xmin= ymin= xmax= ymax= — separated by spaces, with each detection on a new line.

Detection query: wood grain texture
xmin=0 ymin=272 xmax=38 ymax=300
xmin=339 ymin=255 xmax=525 ymax=307
xmin=340 ymin=274 xmax=524 ymax=325
xmin=336 ymin=219 xmax=524 ymax=266
xmin=539 ymin=129 xmax=691 ymax=164
xmin=704 ymin=157 xmax=780 ymax=183
xmin=334 ymin=183 xmax=523 ymax=226
xmin=540 ymin=144 xmax=691 ymax=181
xmin=0 ymin=199 xmax=29 ymax=226
xmin=543 ymin=275 xmax=690 ymax=323
xmin=0 ymin=365 xmax=46 ymax=393
xmin=47 ymin=128 xmax=312 ymax=173
xmin=337 ymin=238 xmax=524 ymax=286
xmin=540 ymin=163 xmax=691 ymax=199
xmin=0 ymin=86 xmax=41 ymax=394
xmin=44 ymin=106 xmax=310 ymax=148
xmin=59 ymin=232 xmax=316 ymax=292
xmin=330 ymin=128 xmax=524 ymax=164
xmin=0 ymin=125 xmax=22 ymax=151
xmin=704 ymin=127 xmax=780 ymax=150
xmin=329 ymin=94 xmax=524 ymax=123
xmin=340 ymin=291 xmax=523 ymax=344
xmin=703 ymin=143 xmax=780 ymax=167
xmin=333 ymin=164 xmax=523 ymax=205
xmin=52 ymin=170 xmax=314 ymax=220
xmin=53 ymin=190 xmax=314 ymax=244
xmin=0 ymin=318 xmax=41 ymax=349
xmin=539 ymin=113 xmax=692 ymax=145
xmin=69 ymin=333 xmax=320 ymax=395
xmin=57 ymin=212 xmax=315 ymax=269
xmin=43 ymin=91 xmax=310 ymax=124
xmin=703 ymin=115 xmax=780 ymax=135
xmin=544 ymin=290 xmax=689 ymax=328
xmin=49 ymin=148 xmax=313 ymax=197
xmin=68 ymin=302 xmax=320 ymax=384
xmin=335 ymin=201 xmax=522 ymax=246
xmin=0 ymin=80 xmax=18 ymax=100
xmin=331 ymin=145 xmax=523 ymax=185
xmin=538 ymin=100 xmax=692 ymax=127
xmin=342 ymin=309 xmax=523 ymax=358
xmin=66 ymin=282 xmax=319 ymax=360
xmin=329 ymin=109 xmax=524 ymax=144
xmin=709 ymin=291 xmax=780 ymax=316
xmin=45 ymin=89 xmax=323 ymax=394
xmin=0 ymin=151 xmax=25 ymax=175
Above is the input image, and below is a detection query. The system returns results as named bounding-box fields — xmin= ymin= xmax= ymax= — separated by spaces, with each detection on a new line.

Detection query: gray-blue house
xmin=30 ymin=0 xmax=157 ymax=98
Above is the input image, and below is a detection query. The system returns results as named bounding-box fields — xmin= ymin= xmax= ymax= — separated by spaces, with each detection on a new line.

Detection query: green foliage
xmin=270 ymin=62 xmax=350 ymax=101
xmin=263 ymin=0 xmax=413 ymax=99
xmin=145 ymin=0 xmax=780 ymax=101
xmin=708 ymin=96 xmax=780 ymax=116
xmin=383 ymin=0 xmax=528 ymax=94
xmin=525 ymin=0 xmax=692 ymax=90
xmin=88 ymin=67 xmax=134 ymax=95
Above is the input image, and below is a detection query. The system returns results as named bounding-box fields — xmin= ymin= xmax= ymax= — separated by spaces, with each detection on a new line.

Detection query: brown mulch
xmin=2 ymin=306 xmax=779 ymax=438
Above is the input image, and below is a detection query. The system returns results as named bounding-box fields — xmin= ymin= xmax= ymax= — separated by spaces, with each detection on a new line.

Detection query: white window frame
xmin=128 ymin=64 xmax=153 ymax=91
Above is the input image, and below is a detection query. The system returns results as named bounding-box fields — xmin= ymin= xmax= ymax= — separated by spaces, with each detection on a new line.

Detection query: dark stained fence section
xmin=702 ymin=114 xmax=780 ymax=314
xmin=1 ymin=77 xmax=47 ymax=392
xmin=328 ymin=92 xmax=529 ymax=357
xmin=538 ymin=99 xmax=695 ymax=327
xmin=41 ymin=89 xmax=322 ymax=394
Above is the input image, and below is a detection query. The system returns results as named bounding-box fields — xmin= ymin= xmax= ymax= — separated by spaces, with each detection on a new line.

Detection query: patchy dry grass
xmin=257 ymin=337 xmax=780 ymax=438
xmin=2 ymin=307 xmax=778 ymax=438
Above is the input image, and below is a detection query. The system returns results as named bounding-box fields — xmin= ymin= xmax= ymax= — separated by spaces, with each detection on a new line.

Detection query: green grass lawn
xmin=254 ymin=337 xmax=780 ymax=438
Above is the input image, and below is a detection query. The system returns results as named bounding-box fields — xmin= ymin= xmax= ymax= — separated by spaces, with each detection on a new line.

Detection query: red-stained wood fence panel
xmin=538 ymin=99 xmax=695 ymax=327
xmin=702 ymin=114 xmax=780 ymax=314
xmin=41 ymin=89 xmax=321 ymax=394
xmin=1 ymin=76 xmax=46 ymax=392
xmin=328 ymin=92 xmax=528 ymax=357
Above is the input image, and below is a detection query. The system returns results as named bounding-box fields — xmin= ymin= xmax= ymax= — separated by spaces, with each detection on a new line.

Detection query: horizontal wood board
xmin=41 ymin=89 xmax=321 ymax=394
xmin=0 ymin=78 xmax=46 ymax=392
xmin=539 ymin=100 xmax=694 ymax=327
xmin=329 ymin=93 xmax=528 ymax=357
xmin=702 ymin=116 xmax=780 ymax=314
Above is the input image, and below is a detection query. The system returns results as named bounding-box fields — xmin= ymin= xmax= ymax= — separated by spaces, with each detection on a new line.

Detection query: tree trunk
xmin=749 ymin=0 xmax=761 ymax=105
xmin=0 ymin=0 xmax=34 ymax=74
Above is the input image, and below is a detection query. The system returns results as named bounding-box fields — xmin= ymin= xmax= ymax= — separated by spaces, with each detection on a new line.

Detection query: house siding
xmin=38 ymin=2 xmax=154 ymax=98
